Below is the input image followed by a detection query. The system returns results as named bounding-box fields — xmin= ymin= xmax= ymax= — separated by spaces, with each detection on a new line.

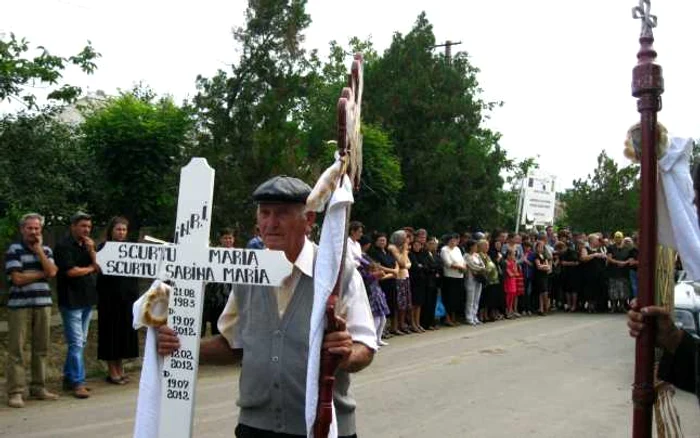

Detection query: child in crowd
xmin=362 ymin=260 xmax=391 ymax=347
xmin=504 ymin=249 xmax=520 ymax=318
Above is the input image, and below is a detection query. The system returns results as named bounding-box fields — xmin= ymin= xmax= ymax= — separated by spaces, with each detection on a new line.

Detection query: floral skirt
xmin=396 ymin=278 xmax=412 ymax=311
xmin=369 ymin=283 xmax=390 ymax=317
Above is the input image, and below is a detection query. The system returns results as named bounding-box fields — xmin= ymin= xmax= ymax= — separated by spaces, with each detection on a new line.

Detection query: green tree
xmin=0 ymin=111 xmax=94 ymax=223
xmin=560 ymin=150 xmax=640 ymax=233
xmin=82 ymin=87 xmax=194 ymax=236
xmin=193 ymin=0 xmax=315 ymax=234
xmin=360 ymin=12 xmax=508 ymax=234
xmin=0 ymin=33 xmax=99 ymax=109
xmin=352 ymin=125 xmax=403 ymax=228
xmin=301 ymin=38 xmax=401 ymax=231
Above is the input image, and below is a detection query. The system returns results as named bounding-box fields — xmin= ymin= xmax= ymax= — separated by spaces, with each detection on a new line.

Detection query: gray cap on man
xmin=252 ymin=176 xmax=312 ymax=204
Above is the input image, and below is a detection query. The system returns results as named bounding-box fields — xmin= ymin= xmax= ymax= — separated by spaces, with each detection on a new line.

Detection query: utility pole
xmin=431 ymin=40 xmax=462 ymax=64
xmin=515 ymin=177 xmax=525 ymax=234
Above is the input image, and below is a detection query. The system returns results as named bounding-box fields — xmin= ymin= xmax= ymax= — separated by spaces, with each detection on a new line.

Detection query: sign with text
xmin=97 ymin=243 xmax=291 ymax=285
xmin=521 ymin=174 xmax=557 ymax=226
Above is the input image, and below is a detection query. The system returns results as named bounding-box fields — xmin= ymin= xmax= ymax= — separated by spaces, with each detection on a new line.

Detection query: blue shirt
xmin=246 ymin=236 xmax=265 ymax=249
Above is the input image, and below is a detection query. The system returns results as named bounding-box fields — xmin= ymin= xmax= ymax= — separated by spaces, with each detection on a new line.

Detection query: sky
xmin=3 ymin=0 xmax=699 ymax=191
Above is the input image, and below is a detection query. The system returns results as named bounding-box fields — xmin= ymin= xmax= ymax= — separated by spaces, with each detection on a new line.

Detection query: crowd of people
xmin=346 ymin=223 xmax=640 ymax=348
xmin=4 ymin=208 xmax=639 ymax=408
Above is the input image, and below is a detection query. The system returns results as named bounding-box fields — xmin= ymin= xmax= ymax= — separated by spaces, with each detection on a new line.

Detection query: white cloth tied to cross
xmin=657 ymin=136 xmax=700 ymax=281
xmin=305 ymin=172 xmax=354 ymax=438
xmin=132 ymin=280 xmax=171 ymax=438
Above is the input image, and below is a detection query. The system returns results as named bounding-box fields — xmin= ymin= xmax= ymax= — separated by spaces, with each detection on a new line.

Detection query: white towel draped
xmin=305 ymin=174 xmax=354 ymax=438
xmin=657 ymin=137 xmax=700 ymax=281
xmin=132 ymin=280 xmax=169 ymax=438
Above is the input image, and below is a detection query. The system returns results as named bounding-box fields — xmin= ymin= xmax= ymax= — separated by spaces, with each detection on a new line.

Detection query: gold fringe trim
xmin=654 ymin=245 xmax=684 ymax=437
xmin=655 ymin=382 xmax=685 ymax=438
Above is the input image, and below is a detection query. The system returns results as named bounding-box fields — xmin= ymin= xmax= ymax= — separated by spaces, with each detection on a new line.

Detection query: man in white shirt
xmin=158 ymin=176 xmax=376 ymax=438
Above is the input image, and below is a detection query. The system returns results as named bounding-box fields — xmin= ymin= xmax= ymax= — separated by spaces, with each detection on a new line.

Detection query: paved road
xmin=2 ymin=313 xmax=698 ymax=437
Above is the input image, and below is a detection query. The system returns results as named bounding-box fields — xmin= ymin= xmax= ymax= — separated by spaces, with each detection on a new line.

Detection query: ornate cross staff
xmin=309 ymin=53 xmax=364 ymax=438
xmin=630 ymin=0 xmax=664 ymax=437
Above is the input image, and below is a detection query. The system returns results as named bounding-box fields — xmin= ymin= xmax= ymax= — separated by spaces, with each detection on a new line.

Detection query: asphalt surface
xmin=2 ymin=312 xmax=699 ymax=437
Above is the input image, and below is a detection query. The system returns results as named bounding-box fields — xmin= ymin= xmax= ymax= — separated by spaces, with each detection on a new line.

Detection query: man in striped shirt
xmin=5 ymin=213 xmax=59 ymax=408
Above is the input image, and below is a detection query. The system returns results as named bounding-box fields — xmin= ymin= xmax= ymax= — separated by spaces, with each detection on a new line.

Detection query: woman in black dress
xmin=580 ymin=234 xmax=608 ymax=313
xmin=409 ymin=240 xmax=428 ymax=331
xmin=97 ymin=216 xmax=139 ymax=384
xmin=368 ymin=233 xmax=401 ymax=334
xmin=561 ymin=241 xmax=581 ymax=312
xmin=533 ymin=241 xmax=552 ymax=314
xmin=421 ymin=237 xmax=442 ymax=330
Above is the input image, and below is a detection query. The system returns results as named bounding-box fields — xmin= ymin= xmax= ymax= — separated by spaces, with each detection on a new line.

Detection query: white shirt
xmin=441 ymin=245 xmax=465 ymax=278
xmin=347 ymin=237 xmax=362 ymax=268
xmin=218 ymin=238 xmax=378 ymax=351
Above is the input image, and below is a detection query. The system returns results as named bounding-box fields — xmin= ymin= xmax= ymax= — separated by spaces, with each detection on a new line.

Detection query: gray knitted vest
xmin=235 ymin=257 xmax=357 ymax=436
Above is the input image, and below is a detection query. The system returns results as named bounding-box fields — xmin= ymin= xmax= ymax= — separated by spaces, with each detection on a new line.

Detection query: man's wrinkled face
xmin=257 ymin=203 xmax=311 ymax=254
xmin=21 ymin=218 xmax=42 ymax=245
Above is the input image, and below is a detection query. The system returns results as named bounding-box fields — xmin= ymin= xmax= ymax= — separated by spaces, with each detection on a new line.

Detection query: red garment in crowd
xmin=504 ymin=259 xmax=517 ymax=295
xmin=515 ymin=268 xmax=525 ymax=297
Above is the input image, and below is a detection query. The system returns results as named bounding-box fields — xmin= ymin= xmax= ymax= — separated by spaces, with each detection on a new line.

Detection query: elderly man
xmin=5 ymin=213 xmax=59 ymax=408
xmin=158 ymin=176 xmax=377 ymax=438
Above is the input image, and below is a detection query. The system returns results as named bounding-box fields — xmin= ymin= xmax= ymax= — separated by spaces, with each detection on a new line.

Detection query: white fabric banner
xmin=657 ymin=137 xmax=700 ymax=281
xmin=305 ymin=173 xmax=354 ymax=438
xmin=132 ymin=281 xmax=168 ymax=438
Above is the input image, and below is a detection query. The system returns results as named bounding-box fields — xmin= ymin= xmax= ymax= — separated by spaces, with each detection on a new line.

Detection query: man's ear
xmin=305 ymin=211 xmax=316 ymax=227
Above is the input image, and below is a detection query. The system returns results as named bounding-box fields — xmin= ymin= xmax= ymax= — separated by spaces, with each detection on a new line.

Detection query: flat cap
xmin=252 ymin=176 xmax=312 ymax=204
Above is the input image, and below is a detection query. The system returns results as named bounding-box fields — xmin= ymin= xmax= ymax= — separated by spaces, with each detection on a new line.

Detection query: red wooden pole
xmin=631 ymin=2 xmax=663 ymax=437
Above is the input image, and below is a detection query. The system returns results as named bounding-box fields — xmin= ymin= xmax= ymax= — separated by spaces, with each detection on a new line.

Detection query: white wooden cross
xmin=96 ymin=158 xmax=292 ymax=438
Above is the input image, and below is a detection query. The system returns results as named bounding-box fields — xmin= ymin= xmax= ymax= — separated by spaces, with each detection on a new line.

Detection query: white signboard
xmin=95 ymin=158 xmax=291 ymax=438
xmin=520 ymin=174 xmax=557 ymax=225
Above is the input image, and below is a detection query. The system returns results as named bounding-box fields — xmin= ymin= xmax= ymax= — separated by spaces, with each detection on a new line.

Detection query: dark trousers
xmin=235 ymin=424 xmax=357 ymax=438
xmin=442 ymin=277 xmax=463 ymax=315
xmin=201 ymin=303 xmax=224 ymax=336
xmin=420 ymin=286 xmax=438 ymax=328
